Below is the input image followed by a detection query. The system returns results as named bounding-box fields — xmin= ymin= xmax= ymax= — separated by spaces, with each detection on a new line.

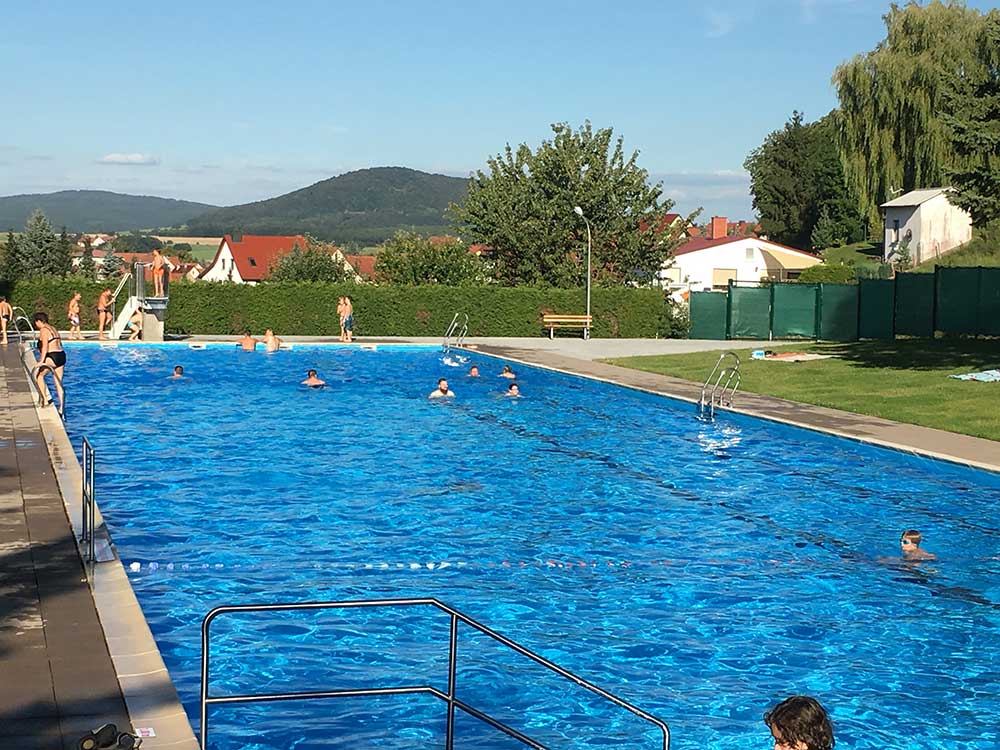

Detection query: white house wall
xmin=884 ymin=194 xmax=972 ymax=263
xmin=662 ymin=239 xmax=820 ymax=291
xmin=200 ymin=242 xmax=245 ymax=283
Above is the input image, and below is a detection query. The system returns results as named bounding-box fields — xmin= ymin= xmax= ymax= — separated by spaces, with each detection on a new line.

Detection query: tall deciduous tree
xmin=944 ymin=11 xmax=1000 ymax=226
xmin=268 ymin=238 xmax=350 ymax=283
xmin=744 ymin=112 xmax=863 ymax=249
xmin=832 ymin=1 xmax=984 ymax=235
xmin=374 ymin=232 xmax=485 ymax=285
xmin=450 ymin=122 xmax=685 ymax=287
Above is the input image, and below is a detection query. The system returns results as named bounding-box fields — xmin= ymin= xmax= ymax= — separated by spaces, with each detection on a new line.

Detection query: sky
xmin=1 ymin=0 xmax=995 ymax=221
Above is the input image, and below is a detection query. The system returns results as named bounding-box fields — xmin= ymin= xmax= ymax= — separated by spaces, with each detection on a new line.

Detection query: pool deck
xmin=0 ymin=346 xmax=130 ymax=749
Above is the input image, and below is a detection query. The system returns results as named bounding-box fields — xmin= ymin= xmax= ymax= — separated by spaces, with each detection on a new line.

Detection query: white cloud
xmin=705 ymin=9 xmax=735 ymax=38
xmin=98 ymin=153 xmax=160 ymax=166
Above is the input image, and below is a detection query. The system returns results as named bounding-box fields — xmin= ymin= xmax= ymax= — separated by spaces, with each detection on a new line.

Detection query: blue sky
xmin=1 ymin=0 xmax=994 ymax=220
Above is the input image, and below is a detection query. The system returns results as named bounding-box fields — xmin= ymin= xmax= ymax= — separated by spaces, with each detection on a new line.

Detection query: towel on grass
xmin=950 ymin=369 xmax=1000 ymax=382
xmin=751 ymin=350 xmax=832 ymax=363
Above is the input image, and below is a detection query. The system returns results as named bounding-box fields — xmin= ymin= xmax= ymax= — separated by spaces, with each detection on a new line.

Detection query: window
xmin=892 ymin=219 xmax=900 ymax=244
xmin=248 ymin=257 xmax=257 ymax=267
xmin=745 ymin=247 xmax=754 ymax=261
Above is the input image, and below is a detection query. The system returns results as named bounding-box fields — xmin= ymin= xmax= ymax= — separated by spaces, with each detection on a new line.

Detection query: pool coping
xmin=469 ymin=345 xmax=1000 ymax=475
xmin=31 ymin=367 xmax=199 ymax=749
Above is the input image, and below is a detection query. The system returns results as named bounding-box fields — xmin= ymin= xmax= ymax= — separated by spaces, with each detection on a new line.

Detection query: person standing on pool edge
xmin=0 ymin=297 xmax=12 ymax=344
xmin=33 ymin=312 xmax=66 ymax=410
xmin=96 ymin=287 xmax=112 ymax=340
xmin=343 ymin=296 xmax=354 ymax=342
xmin=764 ymin=696 xmax=834 ymax=750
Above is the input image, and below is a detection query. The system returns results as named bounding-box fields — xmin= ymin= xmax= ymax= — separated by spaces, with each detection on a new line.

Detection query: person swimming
xmin=301 ymin=369 xmax=326 ymax=387
xmin=169 ymin=365 xmax=184 ymax=379
xmin=504 ymin=383 xmax=521 ymax=398
xmin=499 ymin=365 xmax=516 ymax=379
xmin=239 ymin=331 xmax=258 ymax=351
xmin=429 ymin=378 xmax=454 ymax=398
xmin=468 ymin=365 xmax=480 ymax=377
xmin=900 ymin=529 xmax=937 ymax=561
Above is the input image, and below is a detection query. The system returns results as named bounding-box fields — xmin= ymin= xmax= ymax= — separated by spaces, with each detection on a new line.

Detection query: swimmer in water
xmin=262 ymin=328 xmax=282 ymax=352
xmin=239 ymin=331 xmax=258 ymax=351
xmin=764 ymin=695 xmax=834 ymax=750
xmin=301 ymin=369 xmax=325 ymax=387
xmin=900 ymin=529 xmax=936 ymax=561
xmin=503 ymin=383 xmax=521 ymax=398
xmin=429 ymin=378 xmax=454 ymax=398
xmin=499 ymin=365 xmax=516 ymax=378
xmin=169 ymin=365 xmax=184 ymax=379
xmin=468 ymin=365 xmax=480 ymax=377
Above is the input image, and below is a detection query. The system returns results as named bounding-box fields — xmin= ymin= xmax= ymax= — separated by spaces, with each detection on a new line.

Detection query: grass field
xmin=820 ymin=240 xmax=882 ymax=265
xmin=606 ymin=339 xmax=1000 ymax=440
xmin=188 ymin=243 xmax=218 ymax=262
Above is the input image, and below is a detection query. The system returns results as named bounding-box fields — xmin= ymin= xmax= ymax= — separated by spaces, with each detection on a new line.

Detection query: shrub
xmin=4 ymin=279 xmax=676 ymax=338
xmin=796 ymin=263 xmax=856 ymax=284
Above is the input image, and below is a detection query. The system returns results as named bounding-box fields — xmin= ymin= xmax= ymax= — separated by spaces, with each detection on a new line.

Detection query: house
xmin=660 ymin=216 xmax=822 ymax=292
xmin=343 ymin=254 xmax=376 ymax=281
xmin=881 ymin=188 xmax=972 ymax=265
xmin=199 ymin=234 xmax=307 ymax=284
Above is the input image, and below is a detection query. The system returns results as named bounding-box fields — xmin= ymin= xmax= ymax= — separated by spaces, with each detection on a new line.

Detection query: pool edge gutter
xmin=33 ymin=397 xmax=199 ymax=749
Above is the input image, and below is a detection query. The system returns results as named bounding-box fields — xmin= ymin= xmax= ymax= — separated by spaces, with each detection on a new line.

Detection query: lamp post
xmin=573 ymin=206 xmax=592 ymax=340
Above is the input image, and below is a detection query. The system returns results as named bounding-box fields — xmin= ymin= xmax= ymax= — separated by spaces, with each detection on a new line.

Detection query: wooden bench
xmin=542 ymin=314 xmax=593 ymax=340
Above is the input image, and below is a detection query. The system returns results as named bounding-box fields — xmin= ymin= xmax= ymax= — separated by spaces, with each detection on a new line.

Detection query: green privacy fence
xmin=688 ymin=267 xmax=998 ymax=340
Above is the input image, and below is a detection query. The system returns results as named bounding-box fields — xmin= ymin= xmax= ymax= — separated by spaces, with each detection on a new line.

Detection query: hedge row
xmin=6 ymin=279 xmax=683 ymax=338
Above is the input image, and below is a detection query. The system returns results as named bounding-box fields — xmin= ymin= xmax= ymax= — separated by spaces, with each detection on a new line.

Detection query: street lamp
xmin=573 ymin=206 xmax=592 ymax=340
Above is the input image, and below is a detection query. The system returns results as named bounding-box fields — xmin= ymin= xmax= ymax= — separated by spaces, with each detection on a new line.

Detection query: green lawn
xmin=605 ymin=339 xmax=1000 ymax=440
xmin=912 ymin=239 xmax=1000 ymax=273
xmin=820 ymin=241 xmax=882 ymax=265
xmin=189 ymin=244 xmax=218 ymax=262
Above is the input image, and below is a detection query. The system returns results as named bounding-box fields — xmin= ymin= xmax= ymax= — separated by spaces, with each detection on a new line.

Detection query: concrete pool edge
xmin=32 ymin=392 xmax=199 ymax=748
xmin=471 ymin=345 xmax=1000 ymax=475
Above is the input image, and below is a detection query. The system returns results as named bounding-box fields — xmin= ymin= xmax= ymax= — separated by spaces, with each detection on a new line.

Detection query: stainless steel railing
xmin=10 ymin=306 xmax=35 ymax=344
xmin=201 ymin=598 xmax=670 ymax=750
xmin=698 ymin=351 xmax=740 ymax=421
xmin=80 ymin=437 xmax=96 ymax=564
xmin=442 ymin=312 xmax=469 ymax=353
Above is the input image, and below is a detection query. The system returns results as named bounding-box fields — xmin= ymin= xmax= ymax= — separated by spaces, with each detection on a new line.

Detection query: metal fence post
xmin=446 ymin=613 xmax=458 ymax=750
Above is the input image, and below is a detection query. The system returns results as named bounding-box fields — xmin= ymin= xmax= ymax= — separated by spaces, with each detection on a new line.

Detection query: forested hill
xmin=185 ymin=167 xmax=471 ymax=244
xmin=0 ymin=190 xmax=217 ymax=232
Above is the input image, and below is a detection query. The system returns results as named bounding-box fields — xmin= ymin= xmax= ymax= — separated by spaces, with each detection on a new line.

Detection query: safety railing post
xmin=446 ymin=612 xmax=458 ymax=750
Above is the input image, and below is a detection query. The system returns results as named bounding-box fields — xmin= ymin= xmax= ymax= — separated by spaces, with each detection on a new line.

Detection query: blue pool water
xmin=62 ymin=344 xmax=1000 ymax=750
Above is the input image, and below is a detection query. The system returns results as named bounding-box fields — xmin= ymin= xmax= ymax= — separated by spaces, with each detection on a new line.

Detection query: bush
xmin=4 ymin=279 xmax=675 ymax=338
xmin=796 ymin=262 xmax=856 ymax=284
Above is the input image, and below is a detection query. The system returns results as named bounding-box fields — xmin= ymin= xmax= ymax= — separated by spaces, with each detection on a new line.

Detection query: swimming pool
xmin=62 ymin=344 xmax=1000 ymax=749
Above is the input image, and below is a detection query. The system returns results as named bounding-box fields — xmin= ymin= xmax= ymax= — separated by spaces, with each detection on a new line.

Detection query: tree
xmin=810 ymin=206 xmax=847 ymax=250
xmin=49 ymin=227 xmax=72 ymax=276
xmin=101 ymin=252 xmax=125 ymax=280
xmin=745 ymin=112 xmax=863 ymax=249
xmin=943 ymin=11 xmax=1000 ymax=226
xmin=374 ymin=232 xmax=485 ymax=285
xmin=77 ymin=243 xmax=97 ymax=280
xmin=833 ymin=1 xmax=985 ymax=235
xmin=113 ymin=234 xmax=163 ymax=254
xmin=796 ymin=262 xmax=855 ymax=284
xmin=450 ymin=121 xmax=686 ymax=287
xmin=1 ymin=230 xmax=21 ymax=281
xmin=17 ymin=210 xmax=61 ymax=278
xmin=268 ymin=238 xmax=350 ymax=283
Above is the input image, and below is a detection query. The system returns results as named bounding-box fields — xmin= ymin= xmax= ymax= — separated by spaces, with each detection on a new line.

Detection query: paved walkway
xmin=0 ymin=347 xmax=130 ymax=748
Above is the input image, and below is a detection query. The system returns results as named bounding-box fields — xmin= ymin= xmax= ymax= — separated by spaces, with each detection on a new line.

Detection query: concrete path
xmin=0 ymin=347 xmax=130 ymax=749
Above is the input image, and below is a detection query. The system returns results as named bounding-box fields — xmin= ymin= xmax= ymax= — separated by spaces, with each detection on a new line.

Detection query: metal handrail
xmin=201 ymin=598 xmax=670 ymax=750
xmin=81 ymin=437 xmax=95 ymax=564
xmin=442 ymin=312 xmax=469 ymax=353
xmin=699 ymin=351 xmax=740 ymax=420
xmin=11 ymin=313 xmax=36 ymax=344
xmin=110 ymin=270 xmax=133 ymax=324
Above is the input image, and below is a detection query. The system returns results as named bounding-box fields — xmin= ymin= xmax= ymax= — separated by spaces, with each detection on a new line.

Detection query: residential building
xmin=343 ymin=254 xmax=376 ymax=281
xmin=199 ymin=234 xmax=307 ymax=284
xmin=660 ymin=216 xmax=821 ymax=292
xmin=881 ymin=188 xmax=973 ymax=265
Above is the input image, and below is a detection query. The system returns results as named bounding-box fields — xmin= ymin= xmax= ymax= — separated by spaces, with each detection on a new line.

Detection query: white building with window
xmin=881 ymin=188 xmax=972 ymax=265
xmin=200 ymin=234 xmax=307 ymax=284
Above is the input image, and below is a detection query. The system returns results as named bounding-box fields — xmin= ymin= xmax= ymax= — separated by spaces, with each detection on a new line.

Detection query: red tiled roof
xmin=344 ymin=254 xmax=376 ymax=279
xmin=675 ymin=235 xmax=820 ymax=258
xmin=204 ymin=234 xmax=307 ymax=282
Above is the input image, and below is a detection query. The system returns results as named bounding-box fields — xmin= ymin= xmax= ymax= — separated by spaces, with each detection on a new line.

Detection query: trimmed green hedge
xmin=5 ymin=278 xmax=680 ymax=338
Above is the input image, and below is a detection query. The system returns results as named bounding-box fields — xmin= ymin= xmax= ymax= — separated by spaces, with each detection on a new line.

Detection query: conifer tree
xmin=78 ymin=243 xmax=97 ymax=279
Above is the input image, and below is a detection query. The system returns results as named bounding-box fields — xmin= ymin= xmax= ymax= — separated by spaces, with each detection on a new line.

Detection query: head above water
xmin=764 ymin=696 xmax=834 ymax=750
xmin=438 ymin=378 xmax=449 ymax=390
xmin=307 ymin=369 xmax=317 ymax=377
xmin=32 ymin=312 xmax=49 ymax=325
xmin=173 ymin=365 xmax=183 ymax=375
xmin=900 ymin=529 xmax=923 ymax=547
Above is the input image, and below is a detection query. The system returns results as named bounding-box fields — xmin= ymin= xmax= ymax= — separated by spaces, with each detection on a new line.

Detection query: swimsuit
xmin=344 ymin=314 xmax=354 ymax=331
xmin=45 ymin=351 xmax=67 ymax=368
xmin=69 ymin=314 xmax=80 ymax=326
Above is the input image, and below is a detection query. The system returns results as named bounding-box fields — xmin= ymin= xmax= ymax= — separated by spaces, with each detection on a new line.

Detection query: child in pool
xmin=764 ymin=696 xmax=834 ymax=750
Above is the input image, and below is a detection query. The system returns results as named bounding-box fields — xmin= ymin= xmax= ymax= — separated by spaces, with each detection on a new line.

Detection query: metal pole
xmin=585 ymin=217 xmax=592 ymax=341
xmin=446 ymin=613 xmax=458 ymax=750
xmin=88 ymin=446 xmax=95 ymax=564
xmin=201 ymin=615 xmax=211 ymax=750
xmin=81 ymin=439 xmax=88 ymax=546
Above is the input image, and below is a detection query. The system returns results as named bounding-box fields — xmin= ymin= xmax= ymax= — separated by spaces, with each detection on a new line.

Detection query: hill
xmin=0 ymin=190 xmax=217 ymax=233
xmin=185 ymin=167 xmax=470 ymax=244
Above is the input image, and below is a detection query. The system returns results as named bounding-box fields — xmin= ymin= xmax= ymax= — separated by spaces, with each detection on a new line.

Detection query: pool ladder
xmin=698 ymin=351 xmax=740 ymax=421
xmin=200 ymin=598 xmax=670 ymax=750
xmin=442 ymin=312 xmax=469 ymax=354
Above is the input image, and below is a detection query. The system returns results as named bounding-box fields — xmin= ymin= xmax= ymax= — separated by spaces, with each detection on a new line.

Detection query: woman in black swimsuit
xmin=33 ymin=312 xmax=66 ymax=411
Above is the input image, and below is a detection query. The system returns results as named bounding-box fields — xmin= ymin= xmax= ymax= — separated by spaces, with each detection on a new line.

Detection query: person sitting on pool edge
xmin=239 ymin=330 xmax=258 ymax=351
xmin=900 ymin=529 xmax=936 ymax=561
xmin=169 ymin=365 xmax=184 ymax=379
xmin=301 ymin=369 xmax=325 ymax=387
xmin=468 ymin=365 xmax=480 ymax=377
xmin=126 ymin=308 xmax=143 ymax=341
xmin=503 ymin=383 xmax=521 ymax=398
xmin=764 ymin=695 xmax=834 ymax=750
xmin=429 ymin=378 xmax=454 ymax=398
xmin=499 ymin=365 xmax=516 ymax=378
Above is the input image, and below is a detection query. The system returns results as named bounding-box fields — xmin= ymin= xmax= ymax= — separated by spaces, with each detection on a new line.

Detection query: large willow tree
xmin=833 ymin=1 xmax=984 ymax=235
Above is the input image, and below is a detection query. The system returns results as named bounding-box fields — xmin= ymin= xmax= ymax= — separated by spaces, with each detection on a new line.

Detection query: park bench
xmin=542 ymin=313 xmax=593 ymax=340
